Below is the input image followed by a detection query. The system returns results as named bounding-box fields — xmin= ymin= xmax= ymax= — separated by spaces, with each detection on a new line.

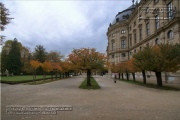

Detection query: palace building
xmin=106 ymin=0 xmax=180 ymax=76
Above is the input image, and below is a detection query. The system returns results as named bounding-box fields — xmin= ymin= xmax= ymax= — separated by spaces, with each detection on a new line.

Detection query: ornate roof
xmin=111 ymin=4 xmax=136 ymax=25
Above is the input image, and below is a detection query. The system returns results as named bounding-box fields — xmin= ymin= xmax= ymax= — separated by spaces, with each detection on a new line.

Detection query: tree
xmin=133 ymin=44 xmax=180 ymax=86
xmin=33 ymin=45 xmax=47 ymax=62
xmin=41 ymin=61 xmax=52 ymax=79
xmin=46 ymin=51 xmax=63 ymax=62
xmin=0 ymin=2 xmax=13 ymax=45
xmin=126 ymin=58 xmax=137 ymax=82
xmin=6 ymin=38 xmax=22 ymax=75
xmin=1 ymin=40 xmax=13 ymax=73
xmin=68 ymin=48 xmax=105 ymax=86
xmin=30 ymin=60 xmax=41 ymax=81
xmin=21 ymin=46 xmax=31 ymax=74
xmin=33 ymin=45 xmax=47 ymax=74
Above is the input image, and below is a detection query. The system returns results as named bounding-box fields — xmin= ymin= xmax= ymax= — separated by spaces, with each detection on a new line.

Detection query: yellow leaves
xmin=30 ymin=60 xmax=41 ymax=70
xmin=30 ymin=60 xmax=63 ymax=72
xmin=41 ymin=61 xmax=52 ymax=72
xmin=51 ymin=62 xmax=62 ymax=71
xmin=68 ymin=48 xmax=105 ymax=70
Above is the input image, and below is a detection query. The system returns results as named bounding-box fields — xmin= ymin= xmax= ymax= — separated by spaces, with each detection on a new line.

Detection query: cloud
xmin=2 ymin=0 xmax=132 ymax=56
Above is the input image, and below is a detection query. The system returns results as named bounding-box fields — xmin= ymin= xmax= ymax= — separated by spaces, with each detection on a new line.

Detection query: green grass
xmin=79 ymin=77 xmax=101 ymax=89
xmin=118 ymin=79 xmax=180 ymax=91
xmin=0 ymin=75 xmax=62 ymax=84
xmin=1 ymin=75 xmax=51 ymax=81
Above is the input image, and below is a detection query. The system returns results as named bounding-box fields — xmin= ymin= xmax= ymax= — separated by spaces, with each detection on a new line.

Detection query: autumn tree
xmin=33 ymin=45 xmax=47 ymax=74
xmin=126 ymin=58 xmax=137 ymax=81
xmin=133 ymin=43 xmax=180 ymax=86
xmin=21 ymin=47 xmax=31 ymax=74
xmin=60 ymin=61 xmax=72 ymax=78
xmin=41 ymin=61 xmax=52 ymax=79
xmin=68 ymin=48 xmax=105 ymax=86
xmin=30 ymin=60 xmax=41 ymax=81
xmin=133 ymin=48 xmax=150 ymax=84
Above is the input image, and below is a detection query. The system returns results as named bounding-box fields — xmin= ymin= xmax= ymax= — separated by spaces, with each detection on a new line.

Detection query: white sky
xmin=1 ymin=0 xmax=132 ymax=56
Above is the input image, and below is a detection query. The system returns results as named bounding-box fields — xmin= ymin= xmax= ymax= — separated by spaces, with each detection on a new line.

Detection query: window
xmin=167 ymin=30 xmax=173 ymax=39
xmin=146 ymin=7 xmax=149 ymax=13
xmin=129 ymin=37 xmax=132 ymax=47
xmin=129 ymin=26 xmax=131 ymax=31
xmin=154 ymin=0 xmax=158 ymax=4
xmin=140 ymin=47 xmax=142 ymax=51
xmin=167 ymin=2 xmax=173 ymax=20
xmin=121 ymin=30 xmax=126 ymax=34
xmin=134 ymin=49 xmax=136 ymax=53
xmin=139 ymin=28 xmax=142 ymax=41
xmin=130 ymin=52 xmax=132 ymax=56
xmin=121 ymin=53 xmax=126 ymax=57
xmin=146 ymin=22 xmax=150 ymax=35
xmin=155 ymin=38 xmax=159 ymax=44
xmin=134 ymin=33 xmax=136 ymax=44
xmin=116 ymin=18 xmax=119 ymax=22
xmin=121 ymin=40 xmax=126 ymax=49
xmin=112 ymin=54 xmax=114 ymax=58
xmin=112 ymin=42 xmax=115 ymax=50
xmin=134 ymin=21 xmax=136 ymax=27
xmin=155 ymin=15 xmax=159 ymax=29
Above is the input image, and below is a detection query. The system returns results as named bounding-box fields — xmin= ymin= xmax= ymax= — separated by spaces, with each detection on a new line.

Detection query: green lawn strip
xmin=118 ymin=79 xmax=180 ymax=91
xmin=79 ymin=77 xmax=101 ymax=89
xmin=0 ymin=75 xmax=62 ymax=84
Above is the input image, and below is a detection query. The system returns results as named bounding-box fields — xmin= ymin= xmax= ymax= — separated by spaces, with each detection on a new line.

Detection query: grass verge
xmin=0 ymin=75 xmax=66 ymax=85
xmin=79 ymin=77 xmax=101 ymax=89
xmin=118 ymin=79 xmax=180 ymax=91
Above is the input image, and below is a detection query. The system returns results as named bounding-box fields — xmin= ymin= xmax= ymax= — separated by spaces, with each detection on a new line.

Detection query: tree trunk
xmin=122 ymin=73 xmax=124 ymax=79
xmin=118 ymin=73 xmax=121 ymax=79
xmin=62 ymin=73 xmax=64 ymax=78
xmin=51 ymin=72 xmax=53 ymax=80
xmin=59 ymin=73 xmax=61 ymax=79
xmin=34 ymin=71 xmax=36 ymax=82
xmin=132 ymin=72 xmax=135 ymax=82
xmin=86 ymin=69 xmax=91 ymax=86
xmin=142 ymin=70 xmax=146 ymax=84
xmin=43 ymin=72 xmax=46 ymax=81
xmin=55 ymin=70 xmax=57 ymax=79
xmin=126 ymin=71 xmax=129 ymax=81
xmin=155 ymin=71 xmax=162 ymax=86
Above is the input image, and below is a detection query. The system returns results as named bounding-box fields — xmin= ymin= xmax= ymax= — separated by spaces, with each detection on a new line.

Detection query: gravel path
xmin=1 ymin=74 xmax=180 ymax=120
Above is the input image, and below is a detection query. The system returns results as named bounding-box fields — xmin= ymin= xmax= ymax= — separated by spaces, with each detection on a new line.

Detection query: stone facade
xmin=106 ymin=0 xmax=180 ymax=76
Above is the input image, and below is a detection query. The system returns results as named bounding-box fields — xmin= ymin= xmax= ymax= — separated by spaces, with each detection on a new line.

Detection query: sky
xmin=1 ymin=0 xmax=133 ymax=56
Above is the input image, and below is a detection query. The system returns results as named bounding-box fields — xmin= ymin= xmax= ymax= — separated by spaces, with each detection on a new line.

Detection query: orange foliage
xmin=30 ymin=60 xmax=41 ymax=70
xmin=41 ymin=61 xmax=53 ymax=72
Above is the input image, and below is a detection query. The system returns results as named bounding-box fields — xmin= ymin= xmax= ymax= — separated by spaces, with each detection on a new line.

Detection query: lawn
xmin=118 ymin=79 xmax=180 ymax=91
xmin=0 ymin=75 xmax=57 ymax=84
xmin=79 ymin=77 xmax=101 ymax=89
xmin=1 ymin=75 xmax=51 ymax=81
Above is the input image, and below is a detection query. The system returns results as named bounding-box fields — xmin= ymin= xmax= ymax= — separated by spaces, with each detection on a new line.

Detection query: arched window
xmin=155 ymin=38 xmax=159 ymax=44
xmin=167 ymin=30 xmax=173 ymax=39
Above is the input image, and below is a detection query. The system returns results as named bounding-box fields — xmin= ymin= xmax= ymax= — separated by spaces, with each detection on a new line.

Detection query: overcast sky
xmin=1 ymin=0 xmax=133 ymax=56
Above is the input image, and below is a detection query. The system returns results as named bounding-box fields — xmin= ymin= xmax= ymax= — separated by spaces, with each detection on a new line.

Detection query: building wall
xmin=107 ymin=0 xmax=180 ymax=76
